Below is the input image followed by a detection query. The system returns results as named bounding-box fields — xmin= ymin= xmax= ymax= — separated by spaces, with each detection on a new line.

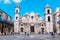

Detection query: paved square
xmin=0 ymin=34 xmax=60 ymax=40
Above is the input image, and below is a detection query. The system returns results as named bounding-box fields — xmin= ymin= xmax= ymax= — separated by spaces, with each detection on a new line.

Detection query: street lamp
xmin=58 ymin=13 xmax=60 ymax=34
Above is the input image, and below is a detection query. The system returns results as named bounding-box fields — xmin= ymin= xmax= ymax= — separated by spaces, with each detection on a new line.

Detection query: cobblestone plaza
xmin=0 ymin=34 xmax=60 ymax=40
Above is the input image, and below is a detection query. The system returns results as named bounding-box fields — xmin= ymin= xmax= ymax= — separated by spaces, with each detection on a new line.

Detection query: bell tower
xmin=45 ymin=4 xmax=53 ymax=33
xmin=14 ymin=4 xmax=20 ymax=33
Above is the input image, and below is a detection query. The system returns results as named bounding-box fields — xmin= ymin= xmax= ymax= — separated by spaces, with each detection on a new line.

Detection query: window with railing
xmin=0 ymin=14 xmax=2 ymax=19
xmin=59 ymin=15 xmax=60 ymax=20
xmin=58 ymin=9 xmax=60 ymax=22
xmin=10 ymin=18 xmax=12 ymax=22
xmin=6 ymin=15 xmax=8 ymax=21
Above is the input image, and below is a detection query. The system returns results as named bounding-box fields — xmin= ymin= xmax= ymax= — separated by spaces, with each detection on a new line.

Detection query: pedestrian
xmin=4 ymin=32 xmax=6 ymax=35
xmin=27 ymin=32 xmax=29 ymax=37
xmin=27 ymin=33 xmax=29 ymax=37
xmin=25 ymin=32 xmax=26 ymax=37
xmin=51 ymin=32 xmax=53 ymax=36
xmin=53 ymin=32 xmax=55 ymax=37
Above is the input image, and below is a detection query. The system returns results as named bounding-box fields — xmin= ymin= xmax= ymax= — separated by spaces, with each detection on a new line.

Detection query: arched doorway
xmin=41 ymin=28 xmax=44 ymax=34
xmin=30 ymin=26 xmax=34 ymax=32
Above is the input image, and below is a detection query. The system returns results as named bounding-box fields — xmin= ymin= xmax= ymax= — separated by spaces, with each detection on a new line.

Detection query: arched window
xmin=21 ymin=24 xmax=23 ymax=26
xmin=48 ymin=16 xmax=50 ymax=22
xmin=31 ymin=16 xmax=33 ymax=20
xmin=47 ymin=10 xmax=50 ymax=14
xmin=42 ymin=24 xmax=43 ymax=26
xmin=16 ymin=10 xmax=18 ymax=13
xmin=16 ymin=17 xmax=18 ymax=19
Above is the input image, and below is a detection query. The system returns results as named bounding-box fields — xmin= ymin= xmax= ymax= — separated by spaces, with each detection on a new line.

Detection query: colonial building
xmin=0 ymin=9 xmax=13 ymax=35
xmin=14 ymin=4 xmax=60 ymax=34
xmin=53 ymin=8 xmax=60 ymax=34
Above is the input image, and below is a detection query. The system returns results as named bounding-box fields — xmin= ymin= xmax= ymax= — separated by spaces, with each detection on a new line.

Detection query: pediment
xmin=25 ymin=11 xmax=40 ymax=17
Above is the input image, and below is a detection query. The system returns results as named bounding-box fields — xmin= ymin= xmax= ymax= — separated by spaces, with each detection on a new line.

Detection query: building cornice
xmin=0 ymin=9 xmax=12 ymax=18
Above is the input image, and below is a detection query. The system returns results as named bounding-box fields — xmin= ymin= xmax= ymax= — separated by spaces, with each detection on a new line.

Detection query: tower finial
xmin=15 ymin=4 xmax=20 ymax=14
xmin=16 ymin=4 xmax=20 ymax=8
xmin=45 ymin=4 xmax=50 ymax=8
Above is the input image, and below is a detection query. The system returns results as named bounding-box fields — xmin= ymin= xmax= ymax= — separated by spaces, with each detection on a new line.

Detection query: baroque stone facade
xmin=14 ymin=4 xmax=60 ymax=34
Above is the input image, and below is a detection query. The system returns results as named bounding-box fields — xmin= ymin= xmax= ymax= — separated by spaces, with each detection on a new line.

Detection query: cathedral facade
xmin=14 ymin=4 xmax=60 ymax=34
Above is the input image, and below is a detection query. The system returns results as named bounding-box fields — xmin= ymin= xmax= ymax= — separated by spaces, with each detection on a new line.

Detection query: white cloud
xmin=13 ymin=0 xmax=22 ymax=3
xmin=0 ymin=0 xmax=22 ymax=4
xmin=3 ymin=0 xmax=11 ymax=4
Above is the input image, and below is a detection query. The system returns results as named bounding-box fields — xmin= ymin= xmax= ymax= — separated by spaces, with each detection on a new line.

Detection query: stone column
xmin=4 ymin=24 xmax=5 ymax=35
xmin=6 ymin=25 xmax=8 ymax=34
xmin=2 ymin=24 xmax=5 ymax=35
xmin=0 ymin=23 xmax=2 ymax=35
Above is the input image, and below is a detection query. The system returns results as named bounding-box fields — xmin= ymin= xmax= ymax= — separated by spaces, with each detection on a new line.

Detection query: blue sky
xmin=0 ymin=0 xmax=60 ymax=20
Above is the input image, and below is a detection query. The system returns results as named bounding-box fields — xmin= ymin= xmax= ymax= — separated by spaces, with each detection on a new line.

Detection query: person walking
xmin=25 ymin=32 xmax=26 ymax=37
